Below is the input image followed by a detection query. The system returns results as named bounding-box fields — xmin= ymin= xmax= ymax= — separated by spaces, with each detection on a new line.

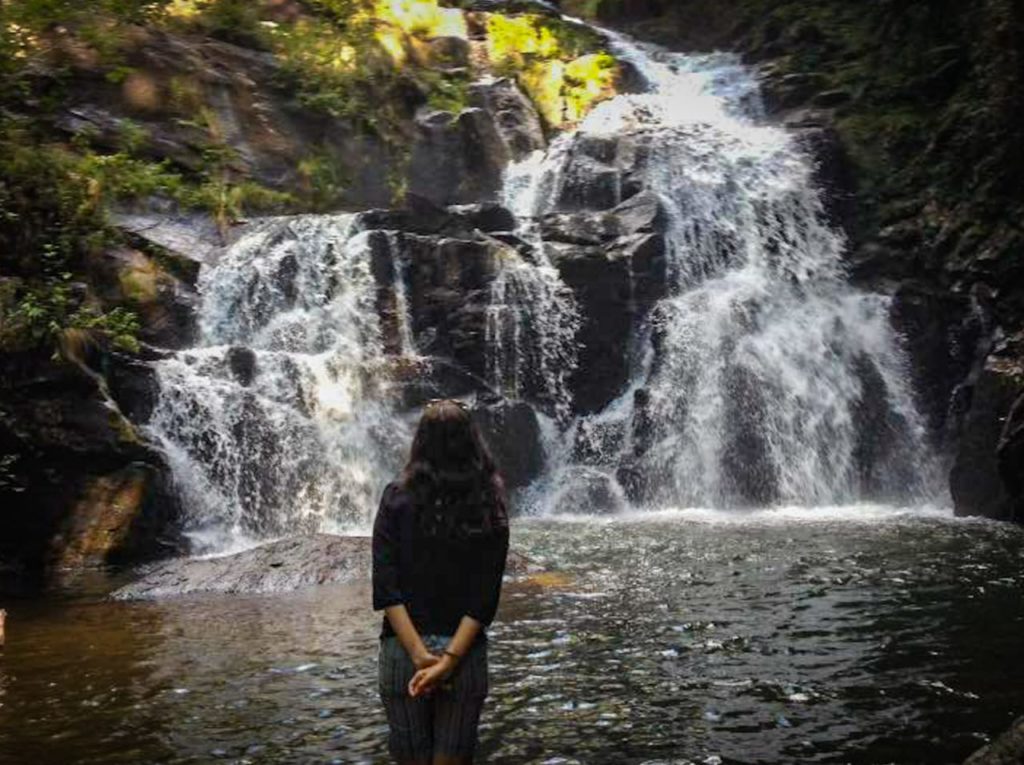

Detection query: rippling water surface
xmin=2 ymin=511 xmax=1023 ymax=764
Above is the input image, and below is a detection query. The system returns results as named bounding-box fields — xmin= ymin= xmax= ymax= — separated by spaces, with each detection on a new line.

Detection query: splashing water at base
xmin=509 ymin=29 xmax=943 ymax=513
xmin=148 ymin=216 xmax=413 ymax=551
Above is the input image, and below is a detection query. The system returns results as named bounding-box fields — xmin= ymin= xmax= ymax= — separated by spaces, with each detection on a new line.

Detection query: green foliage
xmin=266 ymin=13 xmax=392 ymax=127
xmin=424 ymin=71 xmax=470 ymax=114
xmin=485 ymin=13 xmax=618 ymax=128
xmin=297 ymin=147 xmax=350 ymax=212
xmin=4 ymin=278 xmax=141 ymax=353
xmin=0 ymin=114 xmax=289 ymax=353
xmin=0 ymin=240 xmax=141 ymax=354
xmin=0 ymin=126 xmax=110 ymax=276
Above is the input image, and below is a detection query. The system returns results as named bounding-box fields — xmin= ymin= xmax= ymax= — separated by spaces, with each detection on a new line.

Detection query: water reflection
xmin=1 ymin=514 xmax=1022 ymax=764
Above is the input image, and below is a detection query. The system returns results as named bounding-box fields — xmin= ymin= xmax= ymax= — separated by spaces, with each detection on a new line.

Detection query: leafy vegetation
xmin=0 ymin=0 xmax=625 ymax=352
xmin=486 ymin=13 xmax=619 ymax=128
xmin=0 ymin=128 xmax=143 ymax=354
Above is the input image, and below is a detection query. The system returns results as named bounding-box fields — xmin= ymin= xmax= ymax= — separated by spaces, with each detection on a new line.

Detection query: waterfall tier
xmin=148 ymin=20 xmax=941 ymax=551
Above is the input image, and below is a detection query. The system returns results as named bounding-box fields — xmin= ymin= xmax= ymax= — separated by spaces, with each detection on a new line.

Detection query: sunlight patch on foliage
xmin=486 ymin=13 xmax=619 ymax=129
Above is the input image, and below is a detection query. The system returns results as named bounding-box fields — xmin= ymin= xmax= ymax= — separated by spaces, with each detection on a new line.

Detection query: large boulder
xmin=543 ymin=191 xmax=669 ymax=413
xmin=408 ymin=78 xmax=546 ymax=206
xmin=950 ymin=337 xmax=1024 ymax=521
xmin=998 ymin=391 xmax=1024 ymax=521
xmin=471 ymin=396 xmax=545 ymax=490
xmin=0 ymin=350 xmax=181 ymax=575
xmin=386 ymin=231 xmax=512 ymax=384
xmin=550 ymin=132 xmax=651 ymax=212
xmin=88 ymin=245 xmax=199 ymax=349
xmin=890 ymin=283 xmax=992 ymax=445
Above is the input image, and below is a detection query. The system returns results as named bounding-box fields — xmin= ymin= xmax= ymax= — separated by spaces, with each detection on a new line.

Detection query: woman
xmin=373 ymin=399 xmax=510 ymax=765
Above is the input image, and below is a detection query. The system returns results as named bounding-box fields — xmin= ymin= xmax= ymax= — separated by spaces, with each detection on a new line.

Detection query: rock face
xmin=544 ymin=190 xmax=669 ymax=413
xmin=0 ymin=350 xmax=181 ymax=575
xmin=471 ymin=396 xmax=545 ymax=490
xmin=408 ymin=78 xmax=546 ymax=206
xmin=950 ymin=337 xmax=1024 ymax=522
xmin=112 ymin=534 xmax=538 ymax=600
xmin=49 ymin=31 xmax=395 ymax=210
xmin=890 ymin=283 xmax=993 ymax=445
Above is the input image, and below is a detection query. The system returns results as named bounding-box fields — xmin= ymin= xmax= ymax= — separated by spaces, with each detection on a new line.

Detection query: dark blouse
xmin=372 ymin=481 xmax=510 ymax=640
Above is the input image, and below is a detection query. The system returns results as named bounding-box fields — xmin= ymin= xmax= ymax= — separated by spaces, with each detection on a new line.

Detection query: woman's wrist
xmin=412 ymin=645 xmax=434 ymax=667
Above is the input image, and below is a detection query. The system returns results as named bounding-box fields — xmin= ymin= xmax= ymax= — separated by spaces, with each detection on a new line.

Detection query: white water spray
xmin=511 ymin=30 xmax=941 ymax=510
xmin=148 ymin=216 xmax=413 ymax=551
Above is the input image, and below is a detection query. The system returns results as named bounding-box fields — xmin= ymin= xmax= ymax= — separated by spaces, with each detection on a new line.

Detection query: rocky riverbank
xmin=112 ymin=533 xmax=540 ymax=600
xmin=2 ymin=0 xmax=1022 ymax=583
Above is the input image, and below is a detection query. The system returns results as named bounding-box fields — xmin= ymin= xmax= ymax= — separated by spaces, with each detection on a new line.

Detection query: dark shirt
xmin=372 ymin=481 xmax=510 ymax=640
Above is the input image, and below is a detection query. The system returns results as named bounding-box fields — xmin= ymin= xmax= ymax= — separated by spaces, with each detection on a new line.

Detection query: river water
xmin=2 ymin=511 xmax=1023 ymax=764
xmin=3 ymin=7 xmax=1020 ymax=765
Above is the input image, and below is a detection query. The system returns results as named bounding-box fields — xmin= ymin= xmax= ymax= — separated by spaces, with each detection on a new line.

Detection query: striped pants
xmin=378 ymin=634 xmax=489 ymax=761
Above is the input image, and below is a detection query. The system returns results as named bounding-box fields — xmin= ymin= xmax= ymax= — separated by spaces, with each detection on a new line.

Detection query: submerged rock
xmin=112 ymin=534 xmax=537 ymax=600
xmin=964 ymin=717 xmax=1024 ymax=765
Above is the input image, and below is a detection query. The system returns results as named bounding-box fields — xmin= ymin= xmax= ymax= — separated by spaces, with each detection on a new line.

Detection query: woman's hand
xmin=408 ymin=654 xmax=456 ymax=698
xmin=412 ymin=648 xmax=440 ymax=670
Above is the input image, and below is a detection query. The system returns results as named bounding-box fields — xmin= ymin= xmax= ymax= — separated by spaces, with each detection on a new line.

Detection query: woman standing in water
xmin=373 ymin=399 xmax=510 ymax=765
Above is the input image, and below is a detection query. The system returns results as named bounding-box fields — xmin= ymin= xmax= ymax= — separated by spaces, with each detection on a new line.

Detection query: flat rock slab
xmin=112 ymin=534 xmax=537 ymax=601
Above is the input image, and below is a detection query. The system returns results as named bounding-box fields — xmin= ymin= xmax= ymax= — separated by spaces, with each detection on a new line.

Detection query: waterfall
xmin=483 ymin=236 xmax=580 ymax=423
xmin=510 ymin=31 xmax=941 ymax=511
xmin=148 ymin=216 xmax=413 ymax=552
xmin=147 ymin=14 xmax=943 ymax=551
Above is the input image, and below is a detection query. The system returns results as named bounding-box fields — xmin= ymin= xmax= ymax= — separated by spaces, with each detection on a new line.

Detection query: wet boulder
xmin=408 ymin=78 xmax=546 ymax=206
xmin=889 ymin=283 xmax=992 ymax=444
xmin=793 ymin=123 xmax=857 ymax=236
xmin=0 ymin=350 xmax=181 ymax=574
xmin=543 ymin=192 xmax=669 ymax=413
xmin=472 ymin=396 xmax=545 ymax=491
xmin=394 ymin=232 xmax=510 ymax=383
xmin=998 ymin=392 xmax=1024 ymax=521
xmin=849 ymin=354 xmax=917 ymax=500
xmin=552 ymin=131 xmax=653 ymax=212
xmin=720 ymin=363 xmax=778 ymax=506
xmin=358 ymin=198 xmax=516 ymax=238
xmin=468 ymin=77 xmax=546 ymax=161
xmin=50 ymin=461 xmax=181 ymax=570
xmin=950 ymin=339 xmax=1024 ymax=522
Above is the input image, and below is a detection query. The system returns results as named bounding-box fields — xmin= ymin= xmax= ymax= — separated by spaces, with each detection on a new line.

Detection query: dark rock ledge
xmin=112 ymin=534 xmax=539 ymax=600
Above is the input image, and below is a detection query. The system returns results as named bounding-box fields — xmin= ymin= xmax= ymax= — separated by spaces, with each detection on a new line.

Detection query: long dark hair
xmin=402 ymin=399 xmax=507 ymax=538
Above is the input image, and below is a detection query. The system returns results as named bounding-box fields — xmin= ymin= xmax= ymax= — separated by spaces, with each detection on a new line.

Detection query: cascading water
xmin=148 ymin=13 xmax=943 ymax=551
xmin=148 ymin=216 xmax=414 ymax=552
xmin=484 ymin=234 xmax=580 ymax=422
xmin=509 ymin=29 xmax=942 ymax=512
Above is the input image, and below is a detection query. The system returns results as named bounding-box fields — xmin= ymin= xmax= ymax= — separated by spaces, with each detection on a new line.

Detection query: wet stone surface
xmin=1 ymin=512 xmax=1023 ymax=764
